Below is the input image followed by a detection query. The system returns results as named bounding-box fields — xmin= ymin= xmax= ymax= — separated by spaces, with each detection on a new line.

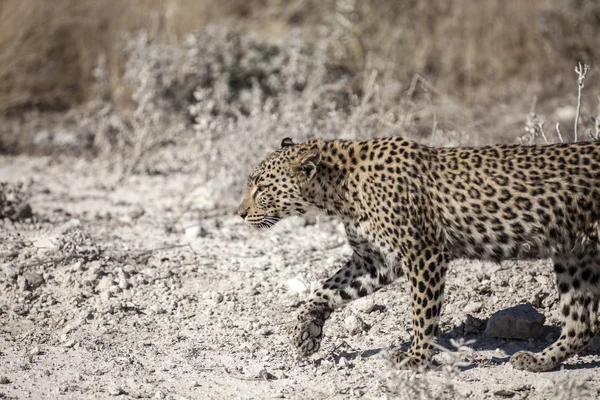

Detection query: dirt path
xmin=1 ymin=156 xmax=599 ymax=399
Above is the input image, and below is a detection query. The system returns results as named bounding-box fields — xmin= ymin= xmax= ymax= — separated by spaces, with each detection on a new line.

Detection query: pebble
xmin=210 ymin=291 xmax=224 ymax=304
xmin=464 ymin=301 xmax=483 ymax=314
xmin=108 ymin=386 xmax=124 ymax=396
xmin=243 ymin=363 xmax=268 ymax=379
xmin=185 ymin=225 xmax=209 ymax=238
xmin=0 ymin=376 xmax=10 ymax=384
xmin=344 ymin=315 xmax=366 ymax=336
xmin=22 ymin=272 xmax=44 ymax=291
xmin=154 ymin=390 xmax=165 ymax=399
xmin=149 ymin=305 xmax=165 ymax=315
xmin=185 ymin=225 xmax=202 ymax=239
xmin=338 ymin=356 xmax=348 ymax=367
xmin=352 ymin=297 xmax=375 ymax=314
xmin=485 ymin=303 xmax=545 ymax=340
xmin=2 ymin=266 xmax=18 ymax=280
xmin=29 ymin=346 xmax=42 ymax=356
xmin=96 ymin=276 xmax=114 ymax=292
xmin=118 ymin=277 xmax=129 ymax=290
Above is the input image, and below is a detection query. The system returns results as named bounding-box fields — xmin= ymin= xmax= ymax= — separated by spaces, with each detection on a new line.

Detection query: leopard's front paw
xmin=291 ymin=308 xmax=331 ymax=356
xmin=388 ymin=349 xmax=430 ymax=370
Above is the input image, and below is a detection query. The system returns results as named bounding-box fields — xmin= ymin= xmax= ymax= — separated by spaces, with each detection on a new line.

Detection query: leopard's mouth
xmin=245 ymin=215 xmax=281 ymax=229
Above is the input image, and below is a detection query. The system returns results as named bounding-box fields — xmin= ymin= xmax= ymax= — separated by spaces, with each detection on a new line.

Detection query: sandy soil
xmin=1 ymin=155 xmax=599 ymax=400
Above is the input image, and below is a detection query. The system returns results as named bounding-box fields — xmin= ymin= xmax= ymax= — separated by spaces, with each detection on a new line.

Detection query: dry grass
xmin=0 ymin=0 xmax=252 ymax=115
xmin=1 ymin=0 xmax=598 ymax=116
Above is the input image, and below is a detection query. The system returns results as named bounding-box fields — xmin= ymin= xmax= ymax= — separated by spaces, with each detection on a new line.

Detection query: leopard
xmin=237 ymin=135 xmax=600 ymax=372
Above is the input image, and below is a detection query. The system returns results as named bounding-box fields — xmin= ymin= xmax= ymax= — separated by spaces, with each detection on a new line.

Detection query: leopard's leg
xmin=511 ymin=256 xmax=600 ymax=372
xmin=292 ymin=235 xmax=399 ymax=356
xmin=389 ymin=245 xmax=448 ymax=370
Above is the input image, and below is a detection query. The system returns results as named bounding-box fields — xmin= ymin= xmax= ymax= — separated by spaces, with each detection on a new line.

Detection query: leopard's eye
xmin=255 ymin=184 xmax=272 ymax=195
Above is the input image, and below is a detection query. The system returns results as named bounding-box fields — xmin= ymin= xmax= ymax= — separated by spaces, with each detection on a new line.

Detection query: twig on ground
xmin=131 ymin=243 xmax=195 ymax=259
xmin=18 ymin=253 xmax=76 ymax=269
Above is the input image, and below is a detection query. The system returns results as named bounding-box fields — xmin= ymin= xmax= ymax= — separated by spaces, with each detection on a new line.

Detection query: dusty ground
xmin=1 ymin=155 xmax=600 ymax=400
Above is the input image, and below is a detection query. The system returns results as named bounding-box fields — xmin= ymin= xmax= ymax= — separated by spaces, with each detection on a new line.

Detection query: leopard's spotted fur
xmin=238 ymin=136 xmax=600 ymax=372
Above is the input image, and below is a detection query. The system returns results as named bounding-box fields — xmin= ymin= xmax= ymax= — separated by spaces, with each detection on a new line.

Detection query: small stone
xmin=118 ymin=277 xmax=129 ymax=290
xmin=63 ymin=340 xmax=76 ymax=348
xmin=475 ymin=284 xmax=492 ymax=295
xmin=464 ymin=301 xmax=483 ymax=314
xmin=109 ymin=285 xmax=122 ymax=295
xmin=338 ymin=356 xmax=348 ymax=367
xmin=30 ymin=346 xmax=41 ymax=356
xmin=0 ymin=376 xmax=10 ymax=384
xmin=23 ymin=272 xmax=44 ymax=290
xmin=12 ymin=304 xmax=29 ymax=316
xmin=352 ymin=297 xmax=375 ymax=314
xmin=286 ymin=276 xmax=310 ymax=297
xmin=210 ymin=291 xmax=224 ymax=304
xmin=2 ymin=266 xmax=18 ymax=280
xmin=100 ymin=290 xmax=111 ymax=301
xmin=154 ymin=390 xmax=165 ymax=399
xmin=96 ymin=276 xmax=114 ymax=292
xmin=344 ymin=315 xmax=366 ymax=336
xmin=493 ymin=389 xmax=516 ymax=398
xmin=108 ymin=386 xmax=124 ymax=396
xmin=485 ymin=304 xmax=545 ymax=340
xmin=243 ymin=363 xmax=268 ymax=379
xmin=185 ymin=225 xmax=208 ymax=238
xmin=149 ymin=305 xmax=165 ymax=315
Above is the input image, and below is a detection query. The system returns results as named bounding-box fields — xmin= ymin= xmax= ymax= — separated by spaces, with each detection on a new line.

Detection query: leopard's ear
xmin=292 ymin=148 xmax=321 ymax=183
xmin=281 ymin=137 xmax=295 ymax=148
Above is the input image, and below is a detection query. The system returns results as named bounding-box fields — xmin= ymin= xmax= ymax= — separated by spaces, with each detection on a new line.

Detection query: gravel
xmin=0 ymin=156 xmax=599 ymax=399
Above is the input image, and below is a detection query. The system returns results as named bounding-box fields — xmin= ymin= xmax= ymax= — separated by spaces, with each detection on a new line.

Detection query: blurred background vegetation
xmin=0 ymin=0 xmax=599 ymax=183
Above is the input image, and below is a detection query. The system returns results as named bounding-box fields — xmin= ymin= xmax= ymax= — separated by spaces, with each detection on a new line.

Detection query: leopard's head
xmin=237 ymin=138 xmax=321 ymax=228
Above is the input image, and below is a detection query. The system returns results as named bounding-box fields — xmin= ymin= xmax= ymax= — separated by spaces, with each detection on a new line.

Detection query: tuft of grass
xmin=0 ymin=182 xmax=32 ymax=221
xmin=381 ymin=338 xmax=475 ymax=399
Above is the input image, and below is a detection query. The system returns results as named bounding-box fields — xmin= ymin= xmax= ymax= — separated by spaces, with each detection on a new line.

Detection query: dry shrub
xmin=0 ymin=182 xmax=32 ymax=221
xmin=2 ymin=0 xmax=598 ymax=117
xmin=0 ymin=0 xmax=126 ymax=114
xmin=0 ymin=0 xmax=246 ymax=115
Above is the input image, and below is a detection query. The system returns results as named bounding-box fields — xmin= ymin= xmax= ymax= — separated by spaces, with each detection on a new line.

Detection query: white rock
xmin=149 ymin=305 xmax=165 ymax=315
xmin=353 ymin=297 xmax=375 ymax=313
xmin=96 ymin=277 xmax=114 ymax=292
xmin=108 ymin=386 xmax=124 ymax=396
xmin=464 ymin=301 xmax=483 ymax=314
xmin=243 ymin=363 xmax=267 ymax=379
xmin=286 ymin=275 xmax=310 ymax=296
xmin=344 ymin=315 xmax=365 ymax=336
xmin=29 ymin=346 xmax=41 ymax=356
xmin=2 ymin=266 xmax=18 ymax=280
xmin=118 ymin=278 xmax=129 ymax=290
xmin=185 ymin=225 xmax=202 ymax=239
xmin=210 ymin=291 xmax=224 ymax=304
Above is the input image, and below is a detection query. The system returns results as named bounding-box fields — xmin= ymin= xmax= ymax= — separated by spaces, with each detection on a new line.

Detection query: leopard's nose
xmin=237 ymin=207 xmax=248 ymax=219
